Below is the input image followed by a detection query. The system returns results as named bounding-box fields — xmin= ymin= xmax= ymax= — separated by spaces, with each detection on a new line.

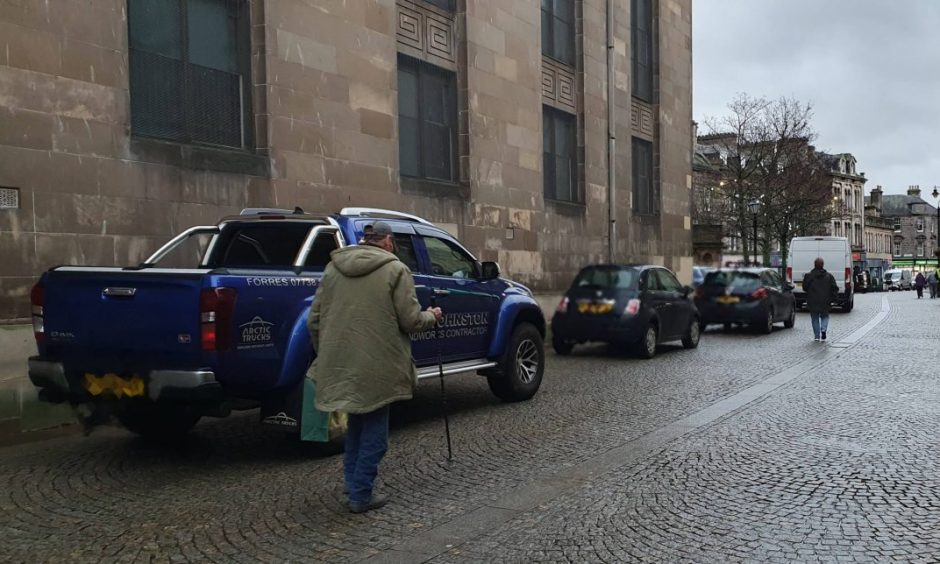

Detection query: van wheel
xmin=487 ymin=323 xmax=544 ymax=402
xmin=118 ymin=402 xmax=201 ymax=441
xmin=843 ymin=298 xmax=854 ymax=312
xmin=635 ymin=324 xmax=658 ymax=359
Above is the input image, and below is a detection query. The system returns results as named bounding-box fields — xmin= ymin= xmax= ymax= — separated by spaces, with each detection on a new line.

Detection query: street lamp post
xmin=748 ymin=200 xmax=760 ymax=267
xmin=932 ymin=187 xmax=940 ymax=267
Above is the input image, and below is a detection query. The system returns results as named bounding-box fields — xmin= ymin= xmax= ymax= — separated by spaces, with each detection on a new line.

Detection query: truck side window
xmin=422 ymin=236 xmax=476 ymax=278
xmin=304 ymin=233 xmax=338 ymax=269
xmin=393 ymin=234 xmax=420 ymax=272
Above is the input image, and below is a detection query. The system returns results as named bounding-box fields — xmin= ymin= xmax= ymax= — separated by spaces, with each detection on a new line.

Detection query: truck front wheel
xmin=487 ymin=323 xmax=544 ymax=402
xmin=117 ymin=401 xmax=201 ymax=440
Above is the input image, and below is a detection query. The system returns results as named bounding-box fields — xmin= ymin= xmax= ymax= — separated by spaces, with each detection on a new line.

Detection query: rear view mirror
xmin=681 ymin=285 xmax=693 ymax=298
xmin=481 ymin=261 xmax=500 ymax=280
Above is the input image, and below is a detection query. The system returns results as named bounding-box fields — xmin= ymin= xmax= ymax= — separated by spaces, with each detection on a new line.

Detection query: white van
xmin=884 ymin=269 xmax=912 ymax=291
xmin=787 ymin=236 xmax=854 ymax=312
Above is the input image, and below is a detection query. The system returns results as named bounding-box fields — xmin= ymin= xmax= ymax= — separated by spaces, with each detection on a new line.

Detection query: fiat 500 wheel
xmin=682 ymin=319 xmax=701 ymax=349
xmin=635 ymin=324 xmax=658 ymax=359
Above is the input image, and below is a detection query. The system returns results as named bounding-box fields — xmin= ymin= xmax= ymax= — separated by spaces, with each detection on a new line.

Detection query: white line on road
xmin=832 ymin=294 xmax=890 ymax=346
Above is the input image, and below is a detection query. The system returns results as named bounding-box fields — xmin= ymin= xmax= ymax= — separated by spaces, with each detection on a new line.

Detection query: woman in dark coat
xmin=914 ymin=272 xmax=927 ymax=299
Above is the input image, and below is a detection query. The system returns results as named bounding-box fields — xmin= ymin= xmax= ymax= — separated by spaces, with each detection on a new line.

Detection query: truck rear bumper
xmin=28 ymin=357 xmax=222 ymax=403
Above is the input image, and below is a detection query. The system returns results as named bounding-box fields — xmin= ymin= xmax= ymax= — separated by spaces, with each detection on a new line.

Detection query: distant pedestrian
xmin=928 ymin=270 xmax=939 ymax=299
xmin=307 ymin=221 xmax=443 ymax=513
xmin=915 ymin=272 xmax=927 ymax=299
xmin=803 ymin=257 xmax=838 ymax=342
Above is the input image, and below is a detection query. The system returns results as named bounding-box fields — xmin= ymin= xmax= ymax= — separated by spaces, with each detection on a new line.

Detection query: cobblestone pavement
xmin=2 ymin=292 xmax=936 ymax=562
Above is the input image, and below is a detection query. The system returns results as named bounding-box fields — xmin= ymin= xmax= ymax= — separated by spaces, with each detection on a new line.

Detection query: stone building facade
xmin=0 ymin=0 xmax=693 ymax=323
xmin=823 ymin=153 xmax=866 ymax=251
xmin=876 ymin=186 xmax=939 ymax=267
xmin=862 ymin=186 xmax=893 ymax=270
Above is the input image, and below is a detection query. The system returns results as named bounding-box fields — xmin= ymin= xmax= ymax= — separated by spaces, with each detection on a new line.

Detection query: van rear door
xmin=815 ymin=239 xmax=851 ymax=294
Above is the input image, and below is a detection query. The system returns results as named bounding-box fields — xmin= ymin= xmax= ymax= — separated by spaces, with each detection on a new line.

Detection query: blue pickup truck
xmin=27 ymin=208 xmax=546 ymax=439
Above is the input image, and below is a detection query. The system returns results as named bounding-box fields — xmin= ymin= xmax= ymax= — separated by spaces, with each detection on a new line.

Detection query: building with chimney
xmin=822 ymin=153 xmax=866 ymax=252
xmin=875 ymin=186 xmax=939 ymax=272
xmin=862 ymin=185 xmax=894 ymax=283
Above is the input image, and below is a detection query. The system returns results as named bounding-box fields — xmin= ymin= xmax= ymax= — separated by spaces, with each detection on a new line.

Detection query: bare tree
xmin=701 ymin=94 xmax=773 ymax=266
xmin=699 ymin=94 xmax=836 ymax=269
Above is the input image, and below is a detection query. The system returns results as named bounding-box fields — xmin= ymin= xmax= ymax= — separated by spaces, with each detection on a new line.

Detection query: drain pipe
xmin=606 ymin=0 xmax=616 ymax=264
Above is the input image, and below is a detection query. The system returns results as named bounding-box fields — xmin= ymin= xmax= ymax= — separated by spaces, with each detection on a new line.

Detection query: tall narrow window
xmin=541 ymin=0 xmax=575 ymax=64
xmin=128 ymin=0 xmax=251 ymax=149
xmin=631 ymin=0 xmax=653 ymax=101
xmin=398 ymin=55 xmax=458 ymax=182
xmin=632 ymin=137 xmax=655 ymax=215
xmin=425 ymin=0 xmax=455 ymax=11
xmin=543 ymin=106 xmax=578 ymax=203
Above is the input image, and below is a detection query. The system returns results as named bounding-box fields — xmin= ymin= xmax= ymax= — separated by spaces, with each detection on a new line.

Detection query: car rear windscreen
xmin=704 ymin=271 xmax=761 ymax=292
xmin=207 ymin=223 xmax=313 ymax=268
xmin=572 ymin=267 xmax=639 ymax=289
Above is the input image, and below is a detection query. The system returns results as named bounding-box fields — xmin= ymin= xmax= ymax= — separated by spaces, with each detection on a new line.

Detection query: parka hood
xmin=806 ymin=268 xmax=829 ymax=281
xmin=329 ymin=245 xmax=397 ymax=277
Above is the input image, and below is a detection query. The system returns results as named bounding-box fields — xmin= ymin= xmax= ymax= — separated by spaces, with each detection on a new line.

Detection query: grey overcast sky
xmin=693 ymin=0 xmax=940 ymax=197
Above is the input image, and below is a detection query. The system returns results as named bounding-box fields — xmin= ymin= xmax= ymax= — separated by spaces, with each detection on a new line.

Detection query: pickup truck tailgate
xmin=41 ymin=268 xmax=207 ymax=371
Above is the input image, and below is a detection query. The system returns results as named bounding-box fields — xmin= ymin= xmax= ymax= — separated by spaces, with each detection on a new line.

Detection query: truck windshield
xmin=205 ymin=223 xmax=313 ymax=268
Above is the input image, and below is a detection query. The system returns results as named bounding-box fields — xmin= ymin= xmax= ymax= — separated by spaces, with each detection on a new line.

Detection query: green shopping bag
xmin=300 ymin=378 xmax=347 ymax=442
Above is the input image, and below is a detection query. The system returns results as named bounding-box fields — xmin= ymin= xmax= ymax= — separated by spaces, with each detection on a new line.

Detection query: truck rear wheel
xmin=117 ymin=401 xmax=201 ymax=440
xmin=487 ymin=323 xmax=544 ymax=402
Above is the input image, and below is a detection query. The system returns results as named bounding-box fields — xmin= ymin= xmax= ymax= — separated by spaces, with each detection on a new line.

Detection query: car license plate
xmin=83 ymin=373 xmax=145 ymax=398
xmin=716 ymin=296 xmax=740 ymax=304
xmin=577 ymin=302 xmax=614 ymax=314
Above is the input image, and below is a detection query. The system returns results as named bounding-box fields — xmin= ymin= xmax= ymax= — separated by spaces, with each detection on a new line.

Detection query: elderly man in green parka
xmin=308 ymin=221 xmax=442 ymax=513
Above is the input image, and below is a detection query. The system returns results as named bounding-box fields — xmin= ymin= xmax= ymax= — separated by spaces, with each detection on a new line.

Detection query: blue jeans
xmin=810 ymin=313 xmax=830 ymax=338
xmin=344 ymin=405 xmax=390 ymax=504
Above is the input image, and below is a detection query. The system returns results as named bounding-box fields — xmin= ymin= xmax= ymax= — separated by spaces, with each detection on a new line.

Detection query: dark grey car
xmin=551 ymin=265 xmax=701 ymax=359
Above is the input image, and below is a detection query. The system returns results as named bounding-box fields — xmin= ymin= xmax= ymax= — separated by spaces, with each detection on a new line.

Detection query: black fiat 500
xmin=551 ymin=265 xmax=701 ymax=359
xmin=694 ymin=268 xmax=797 ymax=334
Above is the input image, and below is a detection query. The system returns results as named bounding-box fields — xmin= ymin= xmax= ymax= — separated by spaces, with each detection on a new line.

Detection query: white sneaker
xmin=814 ymin=337 xmax=820 ymax=342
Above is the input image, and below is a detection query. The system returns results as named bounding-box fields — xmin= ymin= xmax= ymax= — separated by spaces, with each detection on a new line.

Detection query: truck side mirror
xmin=481 ymin=261 xmax=500 ymax=280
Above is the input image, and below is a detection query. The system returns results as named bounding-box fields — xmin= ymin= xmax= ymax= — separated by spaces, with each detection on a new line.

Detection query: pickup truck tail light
xmin=200 ymin=288 xmax=237 ymax=352
xmin=786 ymin=267 xmax=793 ymax=283
xmin=555 ymin=296 xmax=569 ymax=313
xmin=751 ymin=287 xmax=769 ymax=300
xmin=30 ymin=282 xmax=44 ymax=342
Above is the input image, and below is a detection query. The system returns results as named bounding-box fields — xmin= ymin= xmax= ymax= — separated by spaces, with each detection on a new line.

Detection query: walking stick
xmin=430 ymin=292 xmax=453 ymax=461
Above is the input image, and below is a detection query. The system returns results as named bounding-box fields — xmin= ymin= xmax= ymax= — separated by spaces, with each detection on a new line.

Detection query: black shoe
xmin=821 ymin=331 xmax=827 ymax=341
xmin=349 ymin=494 xmax=388 ymax=514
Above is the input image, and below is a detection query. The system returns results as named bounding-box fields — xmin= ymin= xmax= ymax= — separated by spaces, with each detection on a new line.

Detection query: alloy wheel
xmin=515 ymin=338 xmax=540 ymax=384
